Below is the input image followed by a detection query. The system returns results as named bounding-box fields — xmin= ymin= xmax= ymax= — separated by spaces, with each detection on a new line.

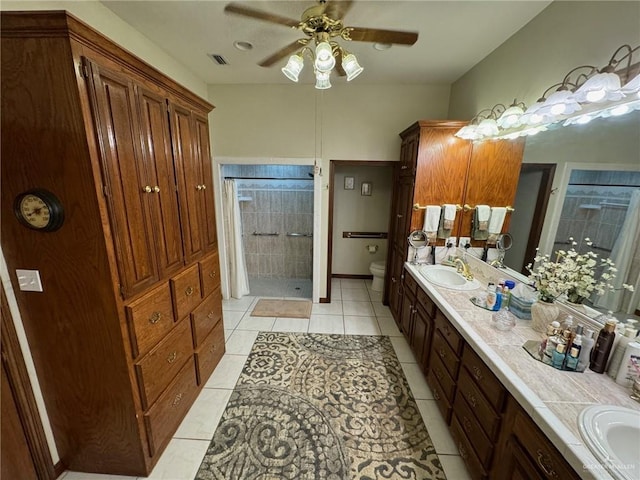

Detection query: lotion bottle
xmin=608 ymin=325 xmax=638 ymax=379
xmin=589 ymin=319 xmax=617 ymax=374
xmin=577 ymin=328 xmax=595 ymax=372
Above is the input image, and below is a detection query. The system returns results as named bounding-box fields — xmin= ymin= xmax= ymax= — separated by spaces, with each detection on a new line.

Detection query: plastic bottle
xmin=544 ymin=321 xmax=562 ymax=358
xmin=589 ymin=319 xmax=618 ymax=373
xmin=493 ymin=287 xmax=502 ymax=311
xmin=615 ymin=341 xmax=640 ymax=387
xmin=486 ymin=283 xmax=497 ymax=310
xmin=608 ymin=325 xmax=638 ymax=379
xmin=577 ymin=328 xmax=595 ymax=371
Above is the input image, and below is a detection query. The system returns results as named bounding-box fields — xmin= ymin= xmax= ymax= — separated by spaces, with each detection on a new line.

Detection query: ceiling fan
xmin=224 ymin=0 xmax=419 ymax=87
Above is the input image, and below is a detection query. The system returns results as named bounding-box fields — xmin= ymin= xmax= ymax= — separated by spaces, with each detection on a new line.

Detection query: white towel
xmin=487 ymin=207 xmax=507 ymax=244
xmin=423 ymin=205 xmax=441 ymax=241
xmin=442 ymin=204 xmax=457 ymax=230
xmin=476 ymin=205 xmax=490 ymax=231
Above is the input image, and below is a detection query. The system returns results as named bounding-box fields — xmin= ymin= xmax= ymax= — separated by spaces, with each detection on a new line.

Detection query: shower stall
xmin=222 ymin=164 xmax=314 ymax=299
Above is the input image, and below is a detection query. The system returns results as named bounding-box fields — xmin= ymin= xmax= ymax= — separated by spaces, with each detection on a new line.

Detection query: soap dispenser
xmin=590 ymin=319 xmax=617 ymax=373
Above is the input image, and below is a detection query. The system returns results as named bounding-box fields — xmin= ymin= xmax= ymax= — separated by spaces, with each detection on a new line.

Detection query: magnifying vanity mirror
xmin=491 ymin=233 xmax=513 ymax=269
xmin=408 ymin=230 xmax=429 ymax=264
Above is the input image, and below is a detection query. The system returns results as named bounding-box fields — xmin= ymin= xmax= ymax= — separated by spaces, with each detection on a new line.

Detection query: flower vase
xmin=531 ymin=299 xmax=560 ymax=333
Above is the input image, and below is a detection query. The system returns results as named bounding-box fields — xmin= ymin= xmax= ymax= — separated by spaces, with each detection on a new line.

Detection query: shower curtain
xmin=223 ymin=180 xmax=250 ymax=299
xmin=595 ymin=189 xmax=640 ymax=314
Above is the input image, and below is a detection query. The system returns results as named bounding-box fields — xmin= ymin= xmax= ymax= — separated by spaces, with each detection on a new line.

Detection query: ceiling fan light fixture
xmin=282 ymin=54 xmax=304 ymax=82
xmin=342 ymin=53 xmax=363 ymax=81
xmin=314 ymin=41 xmax=335 ymax=72
xmin=314 ymin=69 xmax=331 ymax=90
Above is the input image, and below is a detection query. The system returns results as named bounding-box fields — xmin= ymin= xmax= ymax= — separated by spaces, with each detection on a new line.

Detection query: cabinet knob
xmin=536 ymin=449 xmax=557 ymax=477
xmin=149 ymin=311 xmax=162 ymax=324
xmin=438 ymin=348 xmax=446 ymax=359
xmin=201 ymin=184 xmax=206 ymax=190
xmin=472 ymin=366 xmax=483 ymax=381
xmin=152 ymin=186 xmax=160 ymax=193
xmin=207 ymin=311 xmax=214 ymax=319
xmin=172 ymin=392 xmax=183 ymax=407
xmin=143 ymin=185 xmax=152 ymax=193
xmin=209 ymin=271 xmax=216 ymax=279
xmin=185 ymin=286 xmax=195 ymax=296
xmin=400 ymin=165 xmax=408 ymax=170
xmin=196 ymin=185 xmax=203 ymax=191
xmin=467 ymin=392 xmax=478 ymax=408
xmin=167 ymin=351 xmax=178 ymax=364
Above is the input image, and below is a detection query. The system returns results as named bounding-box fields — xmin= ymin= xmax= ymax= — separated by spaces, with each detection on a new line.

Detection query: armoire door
xmin=86 ymin=58 xmax=159 ymax=297
xmin=193 ymin=113 xmax=218 ymax=252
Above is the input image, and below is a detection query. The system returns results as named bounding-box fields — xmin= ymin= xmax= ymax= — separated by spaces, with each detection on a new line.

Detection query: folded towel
xmin=487 ymin=207 xmax=507 ymax=244
xmin=475 ymin=205 xmax=490 ymax=231
xmin=423 ymin=205 xmax=441 ymax=242
xmin=442 ymin=204 xmax=457 ymax=230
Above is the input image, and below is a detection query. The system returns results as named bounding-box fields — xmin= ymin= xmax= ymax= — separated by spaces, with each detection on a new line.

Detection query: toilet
xmin=369 ymin=260 xmax=386 ymax=292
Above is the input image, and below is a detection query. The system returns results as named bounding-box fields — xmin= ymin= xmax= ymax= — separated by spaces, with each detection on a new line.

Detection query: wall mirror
xmin=501 ymin=110 xmax=640 ymax=321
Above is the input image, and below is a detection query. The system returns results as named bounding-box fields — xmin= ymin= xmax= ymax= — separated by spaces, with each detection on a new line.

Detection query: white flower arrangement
xmin=526 ymin=237 xmax=634 ymax=303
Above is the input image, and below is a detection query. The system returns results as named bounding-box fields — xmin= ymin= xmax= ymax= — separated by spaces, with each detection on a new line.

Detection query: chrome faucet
xmin=454 ymin=257 xmax=474 ymax=281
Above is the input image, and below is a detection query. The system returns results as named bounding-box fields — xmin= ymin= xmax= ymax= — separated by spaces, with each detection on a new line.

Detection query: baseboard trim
xmin=331 ymin=274 xmax=373 ymax=280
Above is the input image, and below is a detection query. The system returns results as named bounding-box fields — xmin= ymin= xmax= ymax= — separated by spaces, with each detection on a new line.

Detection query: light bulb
xmin=585 ymin=89 xmax=606 ymax=102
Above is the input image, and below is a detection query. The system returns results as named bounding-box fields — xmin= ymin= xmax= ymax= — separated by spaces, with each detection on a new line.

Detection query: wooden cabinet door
xmin=86 ymin=59 xmax=159 ymax=297
xmin=413 ymin=306 xmax=432 ymax=372
xmin=193 ymin=113 xmax=217 ymax=252
xmin=137 ymin=87 xmax=184 ymax=279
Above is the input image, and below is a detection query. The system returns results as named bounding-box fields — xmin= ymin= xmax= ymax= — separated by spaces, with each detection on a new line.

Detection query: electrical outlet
xmin=459 ymin=237 xmax=471 ymax=249
xmin=446 ymin=236 xmax=457 ymax=248
xmin=16 ymin=269 xmax=43 ymax=292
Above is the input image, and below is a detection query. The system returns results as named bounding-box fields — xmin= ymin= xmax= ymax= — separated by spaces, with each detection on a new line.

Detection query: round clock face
xmin=14 ymin=189 xmax=64 ymax=232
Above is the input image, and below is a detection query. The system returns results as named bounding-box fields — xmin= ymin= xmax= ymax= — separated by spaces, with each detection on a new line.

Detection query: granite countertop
xmin=405 ymin=257 xmax=640 ymax=480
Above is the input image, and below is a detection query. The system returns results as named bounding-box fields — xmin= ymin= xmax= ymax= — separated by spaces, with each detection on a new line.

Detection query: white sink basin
xmin=578 ymin=405 xmax=640 ymax=480
xmin=418 ymin=265 xmax=480 ymax=291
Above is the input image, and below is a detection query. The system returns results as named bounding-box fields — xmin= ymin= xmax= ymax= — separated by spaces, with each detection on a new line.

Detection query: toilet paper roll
xmin=367 ymin=245 xmax=378 ymax=254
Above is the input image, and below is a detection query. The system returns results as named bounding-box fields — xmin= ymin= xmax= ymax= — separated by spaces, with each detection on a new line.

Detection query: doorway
xmin=219 ymin=163 xmax=316 ymax=300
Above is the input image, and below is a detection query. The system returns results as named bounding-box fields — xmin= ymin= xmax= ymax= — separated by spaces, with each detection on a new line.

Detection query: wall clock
xmin=14 ymin=188 xmax=65 ymax=232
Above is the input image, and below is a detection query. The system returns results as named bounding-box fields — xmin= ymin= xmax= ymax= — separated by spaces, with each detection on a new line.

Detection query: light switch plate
xmin=16 ymin=269 xmax=43 ymax=292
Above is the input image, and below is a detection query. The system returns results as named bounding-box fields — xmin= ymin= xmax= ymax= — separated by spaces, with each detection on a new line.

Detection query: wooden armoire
xmin=1 ymin=11 xmax=224 ymax=476
xmin=385 ymin=120 xmax=525 ymax=322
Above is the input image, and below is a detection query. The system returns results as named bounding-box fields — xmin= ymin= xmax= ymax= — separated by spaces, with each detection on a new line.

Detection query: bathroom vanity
xmin=398 ymin=256 xmax=638 ymax=480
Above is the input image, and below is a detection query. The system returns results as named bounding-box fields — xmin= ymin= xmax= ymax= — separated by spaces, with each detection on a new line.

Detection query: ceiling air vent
xmin=208 ymin=53 xmax=228 ymax=65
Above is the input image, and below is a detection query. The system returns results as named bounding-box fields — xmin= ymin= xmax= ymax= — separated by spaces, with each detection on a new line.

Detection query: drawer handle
xmin=472 ymin=366 xmax=483 ymax=381
xmin=468 ymin=393 xmax=478 ymax=408
xmin=172 ymin=392 xmax=183 ymax=407
xmin=434 ymin=368 xmax=443 ymax=381
xmin=443 ymin=325 xmax=450 ymax=335
xmin=149 ymin=311 xmax=162 ymax=324
xmin=536 ymin=450 xmax=558 ymax=478
xmin=438 ymin=348 xmax=446 ymax=359
xmin=462 ymin=416 xmax=473 ymax=433
xmin=458 ymin=443 xmax=468 ymax=460
xmin=433 ymin=390 xmax=440 ymax=401
xmin=185 ymin=286 xmax=195 ymax=296
xmin=209 ymin=271 xmax=216 ymax=278
xmin=167 ymin=351 xmax=178 ymax=364
xmin=207 ymin=311 xmax=214 ymax=319
xmin=401 ymin=165 xmax=408 ymax=170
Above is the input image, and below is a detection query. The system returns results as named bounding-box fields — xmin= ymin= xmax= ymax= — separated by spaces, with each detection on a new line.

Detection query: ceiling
xmin=101 ymin=0 xmax=552 ymax=86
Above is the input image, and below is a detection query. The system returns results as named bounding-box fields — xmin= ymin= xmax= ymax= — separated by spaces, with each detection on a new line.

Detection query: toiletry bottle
xmin=561 ymin=315 xmax=574 ymax=331
xmin=615 ymin=341 xmax=640 ymax=387
xmin=565 ymin=346 xmax=580 ymax=371
xmin=577 ymin=328 xmax=595 ymax=371
xmin=486 ymin=283 xmax=497 ymax=310
xmin=589 ymin=319 xmax=617 ymax=373
xmin=552 ymin=343 xmax=567 ymax=369
xmin=607 ymin=325 xmax=638 ymax=380
xmin=502 ymin=286 xmax=510 ymax=310
xmin=493 ymin=287 xmax=502 ymax=311
xmin=571 ymin=325 xmax=583 ymax=360
xmin=544 ymin=321 xmax=562 ymax=358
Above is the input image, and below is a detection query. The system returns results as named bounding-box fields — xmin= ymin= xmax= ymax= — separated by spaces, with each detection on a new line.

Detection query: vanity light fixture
xmin=457 ymin=44 xmax=640 ymax=142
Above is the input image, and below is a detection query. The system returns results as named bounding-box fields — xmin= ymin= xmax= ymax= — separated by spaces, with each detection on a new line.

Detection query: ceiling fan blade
xmin=259 ymin=40 xmax=306 ymax=67
xmin=334 ymin=49 xmax=346 ymax=77
xmin=323 ymin=1 xmax=355 ymax=20
xmin=224 ymin=3 xmax=300 ymax=28
xmin=344 ymin=27 xmax=418 ymax=45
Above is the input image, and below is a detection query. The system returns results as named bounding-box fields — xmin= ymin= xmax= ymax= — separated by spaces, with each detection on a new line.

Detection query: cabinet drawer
xmin=135 ymin=319 xmax=193 ymax=410
xmin=191 ymin=289 xmax=222 ymax=347
xmin=199 ymin=251 xmax=220 ymax=299
xmin=450 ymin=414 xmax=489 ymax=480
xmin=403 ymin=269 xmax=418 ymax=296
xmin=457 ymin=368 xmax=501 ymax=441
xmin=512 ymin=408 xmax=580 ymax=480
xmin=416 ymin=288 xmax=435 ymax=318
xmin=195 ymin=321 xmax=225 ymax=385
xmin=143 ymin=357 xmax=198 ymax=457
xmin=462 ymin=346 xmax=506 ymax=411
xmin=432 ymin=330 xmax=460 ymax=380
xmin=435 ymin=310 xmax=464 ymax=355
xmin=170 ymin=264 xmax=202 ymax=321
xmin=125 ymin=283 xmax=175 ymax=358
xmin=453 ymin=395 xmax=493 ymax=468
xmin=426 ymin=368 xmax=452 ymax=424
xmin=429 ymin=353 xmax=456 ymax=402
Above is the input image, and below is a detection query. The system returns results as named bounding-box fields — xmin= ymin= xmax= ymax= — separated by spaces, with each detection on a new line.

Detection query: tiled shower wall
xmin=554 ymin=170 xmax=640 ymax=254
xmin=223 ymin=165 xmax=314 ymax=279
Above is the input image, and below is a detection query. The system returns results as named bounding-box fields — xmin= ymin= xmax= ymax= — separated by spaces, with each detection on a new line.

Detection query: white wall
xmin=449 ymin=1 xmax=640 ymax=255
xmin=208 ymin=83 xmax=451 ymax=296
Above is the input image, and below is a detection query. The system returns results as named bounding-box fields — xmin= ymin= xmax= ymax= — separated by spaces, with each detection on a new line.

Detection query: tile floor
xmin=60 ymin=278 xmax=471 ymax=480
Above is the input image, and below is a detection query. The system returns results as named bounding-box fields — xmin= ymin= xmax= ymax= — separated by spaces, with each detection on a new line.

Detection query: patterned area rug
xmin=195 ymin=332 xmax=446 ymax=480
